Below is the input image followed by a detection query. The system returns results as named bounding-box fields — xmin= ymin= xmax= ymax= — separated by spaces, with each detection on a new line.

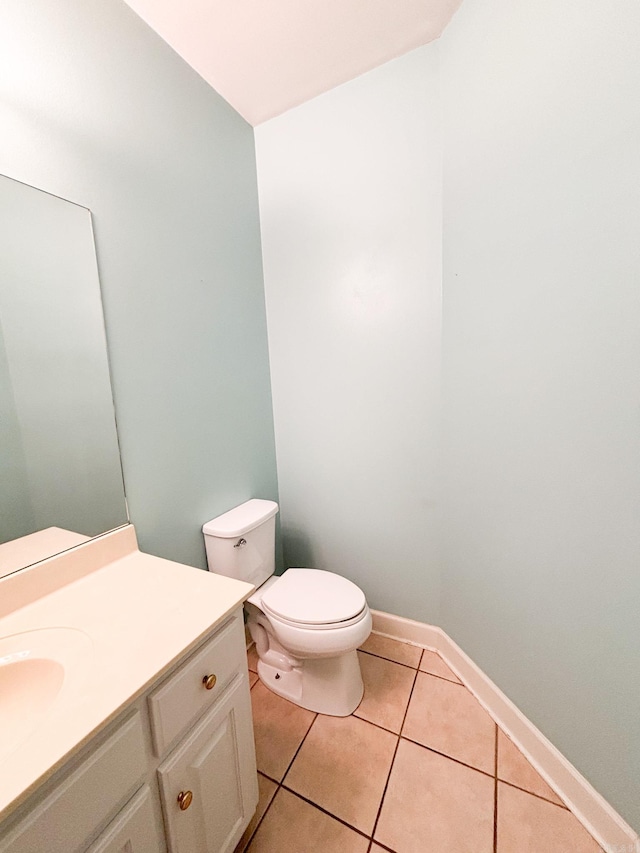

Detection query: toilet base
xmin=257 ymin=649 xmax=364 ymax=716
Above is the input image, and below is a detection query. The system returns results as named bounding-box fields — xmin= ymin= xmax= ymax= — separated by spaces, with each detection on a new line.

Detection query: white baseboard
xmin=371 ymin=609 xmax=639 ymax=853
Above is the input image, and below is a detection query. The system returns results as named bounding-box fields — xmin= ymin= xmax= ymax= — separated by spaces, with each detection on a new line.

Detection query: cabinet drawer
xmin=148 ymin=611 xmax=246 ymax=756
xmin=0 ymin=713 xmax=146 ymax=853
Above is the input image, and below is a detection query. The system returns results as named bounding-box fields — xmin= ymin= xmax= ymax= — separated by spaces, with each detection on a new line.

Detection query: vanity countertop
xmin=0 ymin=525 xmax=254 ymax=821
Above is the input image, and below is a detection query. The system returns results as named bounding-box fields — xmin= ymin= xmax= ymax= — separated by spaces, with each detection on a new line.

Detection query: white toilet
xmin=203 ymin=499 xmax=371 ymax=716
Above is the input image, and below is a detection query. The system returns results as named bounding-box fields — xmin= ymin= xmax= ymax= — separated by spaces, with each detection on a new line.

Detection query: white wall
xmin=440 ymin=0 xmax=640 ymax=831
xmin=256 ymin=46 xmax=443 ymax=621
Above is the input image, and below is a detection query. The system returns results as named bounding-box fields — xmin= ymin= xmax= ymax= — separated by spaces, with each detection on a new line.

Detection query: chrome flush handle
xmin=234 ymin=538 xmax=247 ymax=548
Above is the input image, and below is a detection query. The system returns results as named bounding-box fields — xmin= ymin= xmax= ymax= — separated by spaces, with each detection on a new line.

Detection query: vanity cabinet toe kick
xmin=0 ymin=608 xmax=259 ymax=853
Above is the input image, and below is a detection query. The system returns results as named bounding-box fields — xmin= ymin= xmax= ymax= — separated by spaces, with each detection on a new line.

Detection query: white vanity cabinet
xmin=0 ymin=608 xmax=258 ymax=853
xmin=157 ymin=677 xmax=257 ymax=853
xmin=149 ymin=613 xmax=258 ymax=853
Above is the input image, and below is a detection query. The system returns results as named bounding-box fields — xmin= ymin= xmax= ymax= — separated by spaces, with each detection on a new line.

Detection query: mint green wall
xmin=256 ymin=47 xmax=443 ymax=621
xmin=440 ymin=0 xmax=640 ymax=831
xmin=0 ymin=0 xmax=278 ymax=569
xmin=256 ymin=2 xmax=640 ymax=831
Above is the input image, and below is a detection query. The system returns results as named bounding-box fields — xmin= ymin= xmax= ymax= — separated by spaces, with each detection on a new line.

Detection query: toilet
xmin=202 ymin=499 xmax=371 ymax=716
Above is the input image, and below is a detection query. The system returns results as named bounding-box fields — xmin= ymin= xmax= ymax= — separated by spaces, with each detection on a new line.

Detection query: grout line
xmin=360 ymin=648 xmax=463 ymax=686
xmin=494 ymin=723 xmax=499 ymax=853
xmin=386 ymin=726 xmax=570 ymax=812
xmin=369 ymin=730 xmax=401 ymax=843
xmin=398 ymin=665 xmax=420 ymax=736
xmin=495 ymin=729 xmax=569 ymax=810
xmin=401 ymin=729 xmax=578 ymax=810
xmin=359 ymin=648 xmax=420 ymax=670
xmin=277 ymin=715 xmax=401 ymax=849
xmin=352 ymin=711 xmax=403 ymax=737
xmin=371 ymin=841 xmax=398 ymax=853
xmin=244 ymin=706 xmax=317 ymax=852
xmin=369 ymin=665 xmax=420 ymax=844
xmin=399 ymin=734 xmax=496 ymax=780
xmin=498 ymin=778 xmax=570 ymax=810
xmin=280 ymin=785 xmax=371 ymax=842
xmin=415 ymin=668 xmax=465 ymax=687
xmin=281 ymin=713 xmax=318 ymax=784
xmin=348 ymin=714 xmax=403 ymax=740
xmin=419 ymin=646 xmax=464 ymax=684
xmin=243 ymin=778 xmax=277 ymax=853
xmin=256 ymin=770 xmax=280 ymax=786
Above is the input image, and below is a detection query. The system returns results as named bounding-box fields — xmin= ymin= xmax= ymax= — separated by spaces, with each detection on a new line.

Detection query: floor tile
xmin=402 ymin=672 xmax=496 ymax=774
xmin=284 ymin=714 xmax=397 ymax=835
xmin=248 ymin=788 xmax=369 ymax=853
xmin=249 ymin=671 xmax=259 ymax=688
xmin=497 ymin=781 xmax=602 ymax=852
xmin=375 ymin=738 xmax=494 ymax=853
xmin=359 ymin=633 xmax=422 ymax=668
xmin=250 ymin=681 xmax=315 ymax=781
xmin=354 ymin=651 xmax=416 ymax=733
xmin=234 ymin=773 xmax=277 ymax=853
xmin=419 ymin=649 xmax=462 ymax=684
xmin=497 ymin=729 xmax=564 ymax=805
xmin=247 ymin=644 xmax=259 ymax=673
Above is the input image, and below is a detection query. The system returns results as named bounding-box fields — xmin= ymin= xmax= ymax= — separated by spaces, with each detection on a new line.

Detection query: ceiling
xmin=122 ymin=0 xmax=462 ymax=126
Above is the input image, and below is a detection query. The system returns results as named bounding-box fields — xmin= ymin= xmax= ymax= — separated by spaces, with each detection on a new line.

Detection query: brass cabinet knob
xmin=177 ymin=790 xmax=193 ymax=811
xmin=202 ymin=673 xmax=217 ymax=690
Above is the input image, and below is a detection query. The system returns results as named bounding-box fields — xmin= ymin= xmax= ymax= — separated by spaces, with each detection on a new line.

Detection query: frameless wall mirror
xmin=0 ymin=174 xmax=128 ymax=578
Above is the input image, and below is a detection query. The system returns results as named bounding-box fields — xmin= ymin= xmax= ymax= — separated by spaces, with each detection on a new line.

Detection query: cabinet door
xmin=86 ymin=786 xmax=165 ymax=853
xmin=158 ymin=675 xmax=258 ymax=853
xmin=0 ymin=714 xmax=146 ymax=853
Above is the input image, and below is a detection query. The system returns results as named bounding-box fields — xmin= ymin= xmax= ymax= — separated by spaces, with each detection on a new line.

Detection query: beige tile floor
xmin=237 ymin=634 xmax=603 ymax=853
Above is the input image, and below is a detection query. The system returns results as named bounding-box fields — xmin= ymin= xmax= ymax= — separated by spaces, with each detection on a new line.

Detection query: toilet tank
xmin=202 ymin=499 xmax=278 ymax=588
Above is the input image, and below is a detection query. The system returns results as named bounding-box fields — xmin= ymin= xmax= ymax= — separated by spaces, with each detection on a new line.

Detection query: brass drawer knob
xmin=202 ymin=673 xmax=217 ymax=690
xmin=177 ymin=790 xmax=193 ymax=811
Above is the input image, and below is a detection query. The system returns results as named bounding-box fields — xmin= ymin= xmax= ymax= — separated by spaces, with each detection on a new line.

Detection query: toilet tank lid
xmin=202 ymin=499 xmax=278 ymax=538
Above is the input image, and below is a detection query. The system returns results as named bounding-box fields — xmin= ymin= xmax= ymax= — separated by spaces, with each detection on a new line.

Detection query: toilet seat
xmin=265 ymin=606 xmax=369 ymax=631
xmin=259 ymin=568 xmax=367 ymax=628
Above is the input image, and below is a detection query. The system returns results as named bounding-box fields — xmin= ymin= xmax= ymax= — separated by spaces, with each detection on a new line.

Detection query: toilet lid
xmin=261 ymin=568 xmax=366 ymax=626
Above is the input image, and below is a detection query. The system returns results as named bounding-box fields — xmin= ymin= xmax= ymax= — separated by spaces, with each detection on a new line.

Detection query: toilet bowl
xmin=246 ymin=570 xmax=372 ymax=715
xmin=202 ymin=500 xmax=371 ymax=716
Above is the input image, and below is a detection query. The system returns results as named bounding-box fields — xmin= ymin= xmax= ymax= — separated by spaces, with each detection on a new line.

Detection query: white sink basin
xmin=0 ymin=628 xmax=92 ymax=762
